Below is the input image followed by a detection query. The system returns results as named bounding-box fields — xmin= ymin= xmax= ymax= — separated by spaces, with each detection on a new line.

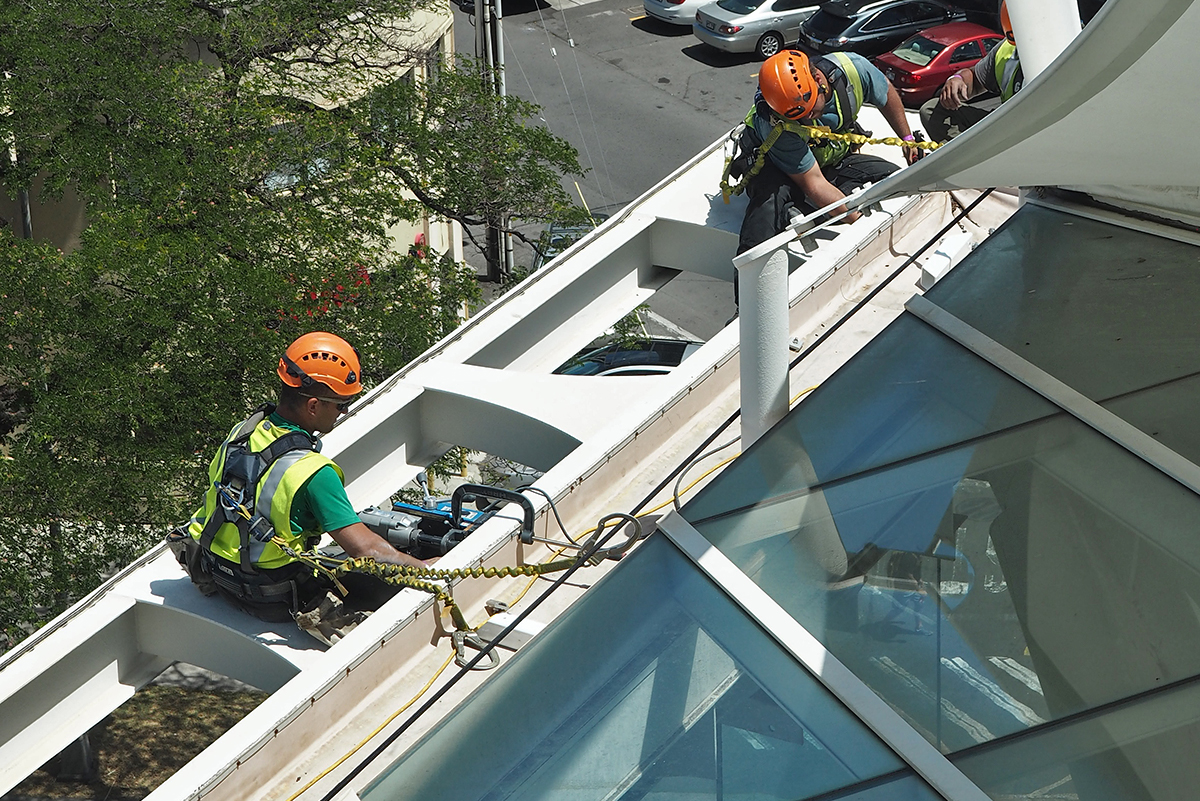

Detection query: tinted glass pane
xmin=806 ymin=9 xmax=852 ymax=36
xmin=864 ymin=7 xmax=908 ymax=29
xmin=910 ymin=2 xmax=943 ymax=22
xmin=1102 ymin=372 xmax=1200 ymax=465
xmin=954 ymin=678 xmax=1200 ymax=801
xmin=926 ymin=204 xmax=1200 ymax=401
xmin=893 ymin=35 xmax=944 ymax=66
xmin=363 ymin=536 xmax=905 ymax=801
xmin=950 ymin=41 xmax=982 ymax=62
xmin=717 ymin=0 xmax=761 ymax=12
xmin=683 ymin=319 xmax=1057 ymax=524
xmin=688 ymin=412 xmax=1200 ymax=754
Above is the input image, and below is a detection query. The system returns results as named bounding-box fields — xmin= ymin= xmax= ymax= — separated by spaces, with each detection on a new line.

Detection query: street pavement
xmin=455 ymin=0 xmax=758 ymax=338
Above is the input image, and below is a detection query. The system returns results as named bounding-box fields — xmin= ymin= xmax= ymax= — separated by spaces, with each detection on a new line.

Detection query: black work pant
xmin=207 ymin=554 xmax=400 ymax=621
xmin=735 ymin=153 xmax=898 ymax=303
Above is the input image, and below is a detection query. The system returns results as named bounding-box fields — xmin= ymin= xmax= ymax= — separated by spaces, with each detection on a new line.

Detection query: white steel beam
xmin=734 ymin=246 xmax=790 ymax=447
xmin=1007 ymin=0 xmax=1082 ymax=80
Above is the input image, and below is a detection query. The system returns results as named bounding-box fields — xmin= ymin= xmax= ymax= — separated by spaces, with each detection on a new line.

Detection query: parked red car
xmin=873 ymin=21 xmax=1003 ymax=107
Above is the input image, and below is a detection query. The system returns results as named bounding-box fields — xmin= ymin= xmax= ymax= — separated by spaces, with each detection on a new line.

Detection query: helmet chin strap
xmin=281 ymin=354 xmax=318 ymax=390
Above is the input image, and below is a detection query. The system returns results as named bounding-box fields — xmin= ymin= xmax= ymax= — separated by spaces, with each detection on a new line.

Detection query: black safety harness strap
xmin=812 ymin=56 xmax=855 ymax=134
xmin=197 ymin=403 xmax=318 ymax=576
xmin=202 ymin=550 xmax=301 ymax=607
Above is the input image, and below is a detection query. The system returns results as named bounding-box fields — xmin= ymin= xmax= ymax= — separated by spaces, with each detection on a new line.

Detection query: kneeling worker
xmin=919 ymin=1 xmax=1022 ymax=141
xmin=176 ymin=331 xmax=430 ymax=642
xmin=734 ymin=48 xmax=921 ymax=258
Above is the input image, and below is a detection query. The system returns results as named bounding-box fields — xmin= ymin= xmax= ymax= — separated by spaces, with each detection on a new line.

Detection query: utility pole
xmin=474 ymin=0 xmax=513 ymax=281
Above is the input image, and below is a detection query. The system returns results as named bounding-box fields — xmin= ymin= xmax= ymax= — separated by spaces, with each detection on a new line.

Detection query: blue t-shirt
xmin=751 ymin=52 xmax=891 ymax=175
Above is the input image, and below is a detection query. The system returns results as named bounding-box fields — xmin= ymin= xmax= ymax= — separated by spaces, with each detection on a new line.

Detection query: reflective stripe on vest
xmin=807 ymin=52 xmax=865 ymax=167
xmin=993 ymin=41 xmax=1022 ymax=102
xmin=189 ymin=417 xmax=342 ymax=570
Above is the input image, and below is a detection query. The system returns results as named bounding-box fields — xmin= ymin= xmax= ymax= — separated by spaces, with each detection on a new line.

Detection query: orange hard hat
xmin=759 ymin=50 xmax=821 ymax=121
xmin=277 ymin=331 xmax=363 ymax=396
xmin=1000 ymin=1 xmax=1015 ymax=43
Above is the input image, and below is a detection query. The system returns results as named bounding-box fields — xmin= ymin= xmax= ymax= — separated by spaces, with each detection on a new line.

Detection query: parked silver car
xmin=644 ymin=0 xmax=717 ymax=27
xmin=693 ymin=0 xmax=822 ymax=59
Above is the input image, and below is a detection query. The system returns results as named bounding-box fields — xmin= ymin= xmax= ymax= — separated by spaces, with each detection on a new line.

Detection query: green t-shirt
xmin=268 ymin=412 xmax=362 ymax=535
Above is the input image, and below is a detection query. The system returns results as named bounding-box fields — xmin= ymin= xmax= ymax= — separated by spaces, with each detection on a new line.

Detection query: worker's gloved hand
xmin=295 ymin=592 xmax=367 ymax=647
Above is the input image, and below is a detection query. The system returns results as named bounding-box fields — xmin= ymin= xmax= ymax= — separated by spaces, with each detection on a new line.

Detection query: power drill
xmin=358 ymin=506 xmax=467 ymax=561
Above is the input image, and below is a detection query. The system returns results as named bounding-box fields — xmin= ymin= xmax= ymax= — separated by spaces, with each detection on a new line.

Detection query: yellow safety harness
xmin=720 ymin=121 xmax=942 ymax=203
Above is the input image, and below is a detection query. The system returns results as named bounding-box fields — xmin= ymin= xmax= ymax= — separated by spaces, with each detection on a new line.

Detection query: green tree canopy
xmin=0 ymin=0 xmax=585 ymax=646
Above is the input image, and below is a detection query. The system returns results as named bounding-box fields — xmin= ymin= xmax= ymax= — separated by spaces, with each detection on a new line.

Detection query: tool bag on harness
xmin=168 ymin=405 xmax=323 ymax=621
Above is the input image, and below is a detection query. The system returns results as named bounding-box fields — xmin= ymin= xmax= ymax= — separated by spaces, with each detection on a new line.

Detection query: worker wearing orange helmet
xmin=178 ymin=332 xmax=428 ymax=640
xmin=731 ymin=48 xmax=920 ymax=262
xmin=920 ymin=1 xmax=1023 ymax=141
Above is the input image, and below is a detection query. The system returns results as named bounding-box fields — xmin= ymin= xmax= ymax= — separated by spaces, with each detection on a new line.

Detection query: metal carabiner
xmin=452 ymin=630 xmax=500 ymax=670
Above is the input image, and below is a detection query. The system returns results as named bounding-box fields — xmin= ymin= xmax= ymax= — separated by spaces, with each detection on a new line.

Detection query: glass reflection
xmin=363 ymin=536 xmax=905 ymax=801
xmin=683 ymin=317 xmax=1056 ymax=526
xmin=687 ymin=412 xmax=1200 ymax=754
xmin=954 ymin=676 xmax=1200 ymax=801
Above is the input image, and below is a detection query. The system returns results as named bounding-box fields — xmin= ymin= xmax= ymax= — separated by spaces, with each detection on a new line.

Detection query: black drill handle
xmin=450 ymin=484 xmax=536 ymax=544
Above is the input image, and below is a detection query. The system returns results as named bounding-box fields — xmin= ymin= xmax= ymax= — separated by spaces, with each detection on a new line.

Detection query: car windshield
xmin=555 ymin=340 xmax=697 ymax=376
xmin=716 ymin=0 xmax=762 ymax=14
xmin=892 ymin=34 xmax=944 ymax=65
xmin=532 ymin=215 xmax=607 ymax=271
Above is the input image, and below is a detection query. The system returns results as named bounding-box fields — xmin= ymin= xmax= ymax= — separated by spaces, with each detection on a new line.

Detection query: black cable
xmin=789 ymin=187 xmax=996 ymax=371
xmin=318 ymin=515 xmax=634 ymax=801
xmin=318 ymin=188 xmax=998 ymax=798
xmin=518 ymin=485 xmax=578 ymax=545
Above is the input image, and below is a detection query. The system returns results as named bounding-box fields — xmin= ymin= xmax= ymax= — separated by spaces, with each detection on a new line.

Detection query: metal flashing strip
xmin=905 ymin=293 xmax=1200 ymax=497
xmin=1025 ymin=192 xmax=1200 ymax=250
xmin=657 ymin=511 xmax=992 ymax=801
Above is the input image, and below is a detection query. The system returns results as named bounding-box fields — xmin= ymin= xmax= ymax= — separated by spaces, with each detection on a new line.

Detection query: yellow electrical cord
xmin=285 ymin=385 xmax=824 ymax=799
xmin=282 ymin=649 xmax=456 ymax=801
xmin=792 ymin=384 xmax=819 ymax=406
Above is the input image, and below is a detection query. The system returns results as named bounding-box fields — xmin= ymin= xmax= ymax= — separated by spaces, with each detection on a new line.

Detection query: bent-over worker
xmin=920 ymin=1 xmax=1023 ymax=141
xmin=732 ymin=48 xmax=921 ymax=263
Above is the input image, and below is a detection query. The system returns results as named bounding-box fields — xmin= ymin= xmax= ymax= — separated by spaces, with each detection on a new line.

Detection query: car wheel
xmin=756 ymin=31 xmax=785 ymax=59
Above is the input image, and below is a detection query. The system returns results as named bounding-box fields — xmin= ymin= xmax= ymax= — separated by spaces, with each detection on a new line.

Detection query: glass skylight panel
xmin=683 ymin=316 xmax=1057 ymax=525
xmin=952 ymin=676 xmax=1200 ymax=800
xmin=926 ymin=204 xmax=1200 ymax=402
xmin=685 ymin=406 xmax=1200 ymax=755
xmin=1101 ymin=371 xmax=1200 ymax=468
xmin=363 ymin=536 xmax=912 ymax=801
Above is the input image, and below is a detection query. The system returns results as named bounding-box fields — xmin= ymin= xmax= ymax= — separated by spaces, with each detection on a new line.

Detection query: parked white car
xmin=694 ymin=0 xmax=822 ymax=59
xmin=644 ymin=0 xmax=717 ymax=27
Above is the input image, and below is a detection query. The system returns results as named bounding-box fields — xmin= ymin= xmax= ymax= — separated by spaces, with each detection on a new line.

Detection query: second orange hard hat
xmin=759 ymin=49 xmax=822 ymax=121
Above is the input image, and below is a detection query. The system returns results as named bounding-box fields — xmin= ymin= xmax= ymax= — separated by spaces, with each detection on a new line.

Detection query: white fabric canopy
xmin=859 ymin=0 xmax=1200 ymax=221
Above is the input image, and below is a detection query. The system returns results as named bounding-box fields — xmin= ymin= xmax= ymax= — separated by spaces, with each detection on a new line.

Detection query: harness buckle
xmin=248 ymin=515 xmax=276 ymax=543
xmin=216 ymin=483 xmax=247 ymax=517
